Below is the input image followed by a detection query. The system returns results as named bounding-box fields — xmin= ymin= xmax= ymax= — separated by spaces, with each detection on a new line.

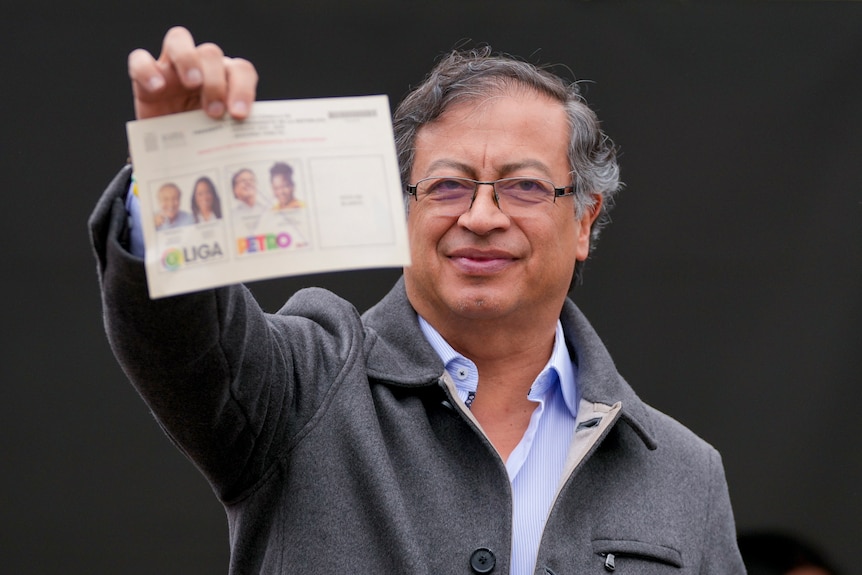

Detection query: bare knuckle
xmin=165 ymin=25 xmax=190 ymax=38
xmin=127 ymin=49 xmax=147 ymax=66
xmin=197 ymin=42 xmax=225 ymax=59
xmin=230 ymin=58 xmax=258 ymax=77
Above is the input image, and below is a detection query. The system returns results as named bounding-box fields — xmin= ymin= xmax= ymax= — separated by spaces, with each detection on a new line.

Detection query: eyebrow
xmin=423 ymin=158 xmax=555 ymax=178
xmin=424 ymin=159 xmax=473 ymax=175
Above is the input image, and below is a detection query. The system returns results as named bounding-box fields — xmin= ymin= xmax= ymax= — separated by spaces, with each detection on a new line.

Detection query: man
xmin=91 ymin=26 xmax=745 ymax=574
xmin=231 ymin=167 xmax=267 ymax=214
xmin=154 ymin=182 xmax=194 ymax=229
xmin=270 ymin=161 xmax=304 ymax=210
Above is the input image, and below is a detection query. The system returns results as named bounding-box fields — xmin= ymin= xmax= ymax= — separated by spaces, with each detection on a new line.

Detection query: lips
xmin=447 ymin=247 xmax=517 ymax=275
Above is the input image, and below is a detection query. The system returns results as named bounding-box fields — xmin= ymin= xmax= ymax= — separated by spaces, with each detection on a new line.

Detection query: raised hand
xmin=127 ymin=26 xmax=258 ymax=121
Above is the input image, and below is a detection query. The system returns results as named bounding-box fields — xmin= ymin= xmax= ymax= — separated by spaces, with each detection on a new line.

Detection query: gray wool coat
xmin=91 ymin=166 xmax=746 ymax=574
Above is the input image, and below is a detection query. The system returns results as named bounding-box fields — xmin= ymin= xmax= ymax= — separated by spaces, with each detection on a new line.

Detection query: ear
xmin=575 ymin=194 xmax=603 ymax=262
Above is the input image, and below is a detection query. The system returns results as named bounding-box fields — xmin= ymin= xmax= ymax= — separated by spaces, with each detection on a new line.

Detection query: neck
xmin=434 ymin=310 xmax=559 ymax=394
xmin=438 ymin=315 xmax=559 ymax=462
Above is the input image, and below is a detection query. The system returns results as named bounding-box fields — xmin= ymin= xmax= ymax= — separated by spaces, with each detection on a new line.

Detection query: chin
xmin=448 ymin=290 xmax=514 ymax=319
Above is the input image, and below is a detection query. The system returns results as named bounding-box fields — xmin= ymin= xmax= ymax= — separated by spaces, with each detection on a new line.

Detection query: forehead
xmin=412 ymin=89 xmax=570 ymax=177
xmin=159 ymin=185 xmax=180 ymax=197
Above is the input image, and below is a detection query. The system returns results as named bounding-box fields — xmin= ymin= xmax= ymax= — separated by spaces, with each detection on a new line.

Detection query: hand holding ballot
xmin=127 ymin=26 xmax=258 ymax=121
xmin=125 ymin=31 xmax=408 ymax=298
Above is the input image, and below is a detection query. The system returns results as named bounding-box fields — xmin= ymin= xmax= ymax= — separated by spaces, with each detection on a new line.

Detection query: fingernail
xmin=207 ymin=101 xmax=225 ymax=117
xmin=186 ymin=68 xmax=202 ymax=85
xmin=230 ymin=100 xmax=249 ymax=116
xmin=147 ymin=75 xmax=165 ymax=91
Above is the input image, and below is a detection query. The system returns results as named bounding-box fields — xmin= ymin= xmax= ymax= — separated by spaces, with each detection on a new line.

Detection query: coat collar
xmin=361 ymin=277 xmax=657 ymax=449
xmin=559 ymin=299 xmax=658 ymax=450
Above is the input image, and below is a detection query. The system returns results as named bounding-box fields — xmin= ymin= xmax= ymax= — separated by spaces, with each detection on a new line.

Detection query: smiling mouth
xmin=448 ymin=252 xmax=516 ymax=275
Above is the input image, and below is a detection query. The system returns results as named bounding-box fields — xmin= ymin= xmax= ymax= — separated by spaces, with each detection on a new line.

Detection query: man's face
xmin=403 ymin=90 xmax=599 ymax=331
xmin=233 ymin=170 xmax=257 ymax=205
xmin=158 ymin=185 xmax=181 ymax=220
xmin=271 ymin=173 xmax=295 ymax=206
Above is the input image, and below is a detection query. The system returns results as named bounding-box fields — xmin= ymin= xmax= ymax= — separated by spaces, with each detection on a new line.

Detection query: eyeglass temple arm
xmin=554 ymin=186 xmax=575 ymax=199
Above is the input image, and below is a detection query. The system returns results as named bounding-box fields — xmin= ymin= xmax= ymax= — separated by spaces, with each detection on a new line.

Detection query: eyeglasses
xmin=406 ymin=176 xmax=574 ymax=216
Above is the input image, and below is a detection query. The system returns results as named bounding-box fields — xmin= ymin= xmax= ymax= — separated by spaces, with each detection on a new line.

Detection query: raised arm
xmin=127 ymin=25 xmax=258 ymax=121
xmin=90 ymin=28 xmax=290 ymax=500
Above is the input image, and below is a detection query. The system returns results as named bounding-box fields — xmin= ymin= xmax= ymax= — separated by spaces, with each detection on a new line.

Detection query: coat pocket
xmin=592 ymin=538 xmax=683 ymax=571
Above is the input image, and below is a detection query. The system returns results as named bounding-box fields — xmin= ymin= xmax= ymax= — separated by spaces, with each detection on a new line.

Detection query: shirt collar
xmin=417 ymin=316 xmax=579 ymax=418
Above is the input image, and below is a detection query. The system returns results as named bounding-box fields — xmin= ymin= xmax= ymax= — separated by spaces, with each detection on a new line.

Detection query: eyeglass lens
xmin=416 ymin=177 xmax=558 ymax=215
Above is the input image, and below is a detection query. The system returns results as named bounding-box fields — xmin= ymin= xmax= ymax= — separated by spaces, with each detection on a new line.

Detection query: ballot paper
xmin=127 ymin=95 xmax=410 ymax=298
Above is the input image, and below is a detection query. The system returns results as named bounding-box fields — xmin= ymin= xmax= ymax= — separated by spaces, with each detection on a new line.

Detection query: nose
xmin=458 ymin=184 xmax=510 ymax=235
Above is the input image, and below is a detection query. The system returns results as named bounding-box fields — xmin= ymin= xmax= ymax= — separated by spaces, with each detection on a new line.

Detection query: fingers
xmin=128 ymin=26 xmax=257 ymax=120
xmin=224 ymin=57 xmax=258 ymax=119
xmin=195 ymin=52 xmax=257 ymax=120
xmin=196 ymin=43 xmax=228 ymax=117
xmin=128 ymin=48 xmax=165 ymax=94
xmin=160 ymin=26 xmax=204 ymax=89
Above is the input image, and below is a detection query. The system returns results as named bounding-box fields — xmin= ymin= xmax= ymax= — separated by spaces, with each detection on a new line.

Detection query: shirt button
xmin=470 ymin=548 xmax=496 ymax=573
xmin=457 ymin=368 xmax=468 ymax=380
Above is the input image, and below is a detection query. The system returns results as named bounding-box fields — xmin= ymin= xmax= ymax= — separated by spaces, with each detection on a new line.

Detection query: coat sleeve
xmin=88 ymin=166 xmax=362 ymax=503
xmin=700 ymin=448 xmax=747 ymax=573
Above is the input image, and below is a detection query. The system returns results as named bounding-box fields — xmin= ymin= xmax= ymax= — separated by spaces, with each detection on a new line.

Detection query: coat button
xmin=470 ymin=548 xmax=496 ymax=573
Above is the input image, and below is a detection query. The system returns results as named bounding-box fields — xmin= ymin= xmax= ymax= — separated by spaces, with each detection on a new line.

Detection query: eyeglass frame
xmin=405 ymin=176 xmax=576 ymax=214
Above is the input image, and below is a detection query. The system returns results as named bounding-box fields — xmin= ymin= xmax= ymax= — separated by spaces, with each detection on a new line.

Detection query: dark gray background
xmin=2 ymin=1 xmax=860 ymax=573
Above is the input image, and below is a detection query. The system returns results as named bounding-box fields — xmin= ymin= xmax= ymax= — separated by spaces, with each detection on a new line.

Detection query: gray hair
xmin=392 ymin=46 xmax=622 ymax=268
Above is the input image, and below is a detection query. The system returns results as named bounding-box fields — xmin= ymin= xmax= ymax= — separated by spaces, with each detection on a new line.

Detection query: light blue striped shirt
xmin=418 ymin=317 xmax=579 ymax=575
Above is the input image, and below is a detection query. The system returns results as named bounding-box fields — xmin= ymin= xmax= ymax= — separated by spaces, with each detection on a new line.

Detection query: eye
xmin=430 ymin=178 xmax=472 ymax=192
xmin=516 ymin=179 xmax=544 ymax=192
xmin=498 ymin=178 xmax=552 ymax=204
xmin=422 ymin=178 xmax=474 ymax=201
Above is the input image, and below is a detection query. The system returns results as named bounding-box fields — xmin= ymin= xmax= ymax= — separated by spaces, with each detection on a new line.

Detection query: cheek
xmin=406 ymin=208 xmax=425 ymax=245
xmin=407 ymin=218 xmax=428 ymax=262
xmin=408 ymin=211 xmax=449 ymax=255
xmin=528 ymin=215 xmax=579 ymax=266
